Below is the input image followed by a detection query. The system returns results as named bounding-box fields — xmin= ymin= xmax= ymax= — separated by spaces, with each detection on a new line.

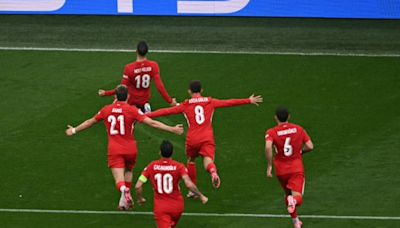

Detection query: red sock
xmin=293 ymin=195 xmax=303 ymax=207
xmin=187 ymin=162 xmax=197 ymax=185
xmin=125 ymin=182 xmax=132 ymax=189
xmin=206 ymin=162 xmax=217 ymax=174
xmin=116 ymin=181 xmax=126 ymax=192
xmin=290 ymin=209 xmax=297 ymax=218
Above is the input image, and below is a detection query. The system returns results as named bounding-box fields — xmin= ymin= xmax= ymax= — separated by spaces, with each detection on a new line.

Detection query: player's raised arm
xmin=153 ymin=72 xmax=176 ymax=106
xmin=212 ymin=94 xmax=263 ymax=108
xmin=146 ymin=103 xmax=185 ymax=119
xmin=182 ymin=174 xmax=208 ymax=204
xmin=265 ymin=140 xmax=274 ymax=178
xmin=65 ymin=117 xmax=98 ymax=136
xmin=142 ymin=117 xmax=184 ymax=135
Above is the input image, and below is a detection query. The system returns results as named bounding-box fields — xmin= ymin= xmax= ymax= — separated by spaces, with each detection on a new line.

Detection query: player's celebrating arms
xmin=98 ymin=41 xmax=177 ymax=113
xmin=265 ymin=107 xmax=314 ymax=228
xmin=135 ymin=140 xmax=208 ymax=228
xmin=65 ymin=85 xmax=183 ymax=210
xmin=147 ymin=80 xmax=262 ymax=192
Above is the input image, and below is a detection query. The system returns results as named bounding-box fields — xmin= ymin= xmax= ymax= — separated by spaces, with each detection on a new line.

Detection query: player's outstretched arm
xmin=142 ymin=117 xmax=184 ymax=135
xmin=249 ymin=94 xmax=263 ymax=106
xmin=135 ymin=177 xmax=146 ymax=206
xmin=213 ymin=94 xmax=263 ymax=108
xmin=153 ymin=73 xmax=175 ymax=105
xmin=146 ymin=104 xmax=184 ymax=119
xmin=265 ymin=140 xmax=274 ymax=178
xmin=182 ymin=175 xmax=208 ymax=204
xmin=302 ymin=140 xmax=314 ymax=154
xmin=65 ymin=117 xmax=98 ymax=136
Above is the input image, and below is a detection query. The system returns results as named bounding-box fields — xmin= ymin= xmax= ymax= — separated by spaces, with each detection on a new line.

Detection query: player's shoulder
xmin=288 ymin=123 xmax=305 ymax=131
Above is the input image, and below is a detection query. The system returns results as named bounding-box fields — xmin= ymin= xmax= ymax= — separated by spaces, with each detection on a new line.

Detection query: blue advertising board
xmin=0 ymin=0 xmax=399 ymax=19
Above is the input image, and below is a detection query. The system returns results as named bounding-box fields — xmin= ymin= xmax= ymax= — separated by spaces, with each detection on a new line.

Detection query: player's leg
xmin=122 ymin=154 xmax=136 ymax=208
xmin=154 ymin=211 xmax=173 ymax=228
xmin=200 ymin=143 xmax=220 ymax=188
xmin=109 ymin=154 xmax=132 ymax=210
xmin=186 ymin=143 xmax=199 ymax=198
xmin=286 ymin=173 xmax=305 ymax=228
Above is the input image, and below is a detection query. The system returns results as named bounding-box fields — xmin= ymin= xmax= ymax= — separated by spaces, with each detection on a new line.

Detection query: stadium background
xmin=1 ymin=1 xmax=400 ymax=228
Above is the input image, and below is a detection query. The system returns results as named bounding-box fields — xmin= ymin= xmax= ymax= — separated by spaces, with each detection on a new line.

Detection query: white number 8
xmin=194 ymin=105 xmax=205 ymax=125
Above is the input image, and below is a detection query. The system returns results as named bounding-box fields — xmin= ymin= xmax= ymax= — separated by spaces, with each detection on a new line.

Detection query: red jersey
xmin=265 ymin=123 xmax=311 ymax=176
xmin=94 ymin=101 xmax=146 ymax=155
xmin=141 ymin=158 xmax=187 ymax=210
xmin=105 ymin=60 xmax=172 ymax=106
xmin=147 ymin=95 xmax=251 ymax=145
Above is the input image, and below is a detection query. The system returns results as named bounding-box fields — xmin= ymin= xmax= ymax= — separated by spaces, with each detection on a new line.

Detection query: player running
xmin=265 ymin=107 xmax=314 ymax=228
xmin=65 ymin=85 xmax=183 ymax=210
xmin=135 ymin=140 xmax=208 ymax=228
xmin=147 ymin=80 xmax=262 ymax=194
xmin=98 ymin=41 xmax=177 ymax=113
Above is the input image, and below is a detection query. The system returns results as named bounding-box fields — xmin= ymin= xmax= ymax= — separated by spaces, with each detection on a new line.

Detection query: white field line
xmin=0 ymin=208 xmax=399 ymax=220
xmin=0 ymin=46 xmax=400 ymax=57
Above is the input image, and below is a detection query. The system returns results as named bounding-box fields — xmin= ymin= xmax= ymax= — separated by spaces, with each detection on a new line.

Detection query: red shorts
xmin=107 ymin=154 xmax=136 ymax=170
xmin=154 ymin=206 xmax=183 ymax=228
xmin=185 ymin=141 xmax=216 ymax=160
xmin=277 ymin=173 xmax=305 ymax=194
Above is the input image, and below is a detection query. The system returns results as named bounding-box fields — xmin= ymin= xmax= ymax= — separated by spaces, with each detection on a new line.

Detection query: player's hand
xmin=249 ymin=94 xmax=263 ymax=106
xmin=65 ymin=125 xmax=75 ymax=136
xmin=266 ymin=166 xmax=273 ymax=178
xmin=200 ymin=195 xmax=208 ymax=204
xmin=137 ymin=197 xmax=146 ymax=206
xmin=169 ymin=98 xmax=178 ymax=106
xmin=98 ymin=89 xmax=105 ymax=96
xmin=172 ymin=124 xmax=184 ymax=135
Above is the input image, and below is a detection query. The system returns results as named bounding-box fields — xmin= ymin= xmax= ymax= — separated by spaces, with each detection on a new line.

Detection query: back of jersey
xmin=124 ymin=60 xmax=158 ymax=105
xmin=145 ymin=159 xmax=185 ymax=204
xmin=96 ymin=102 xmax=145 ymax=154
xmin=266 ymin=123 xmax=310 ymax=175
xmin=182 ymin=96 xmax=215 ymax=143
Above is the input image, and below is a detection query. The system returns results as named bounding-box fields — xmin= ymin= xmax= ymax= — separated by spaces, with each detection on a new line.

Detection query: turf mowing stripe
xmin=0 ymin=209 xmax=399 ymax=220
xmin=0 ymin=46 xmax=400 ymax=58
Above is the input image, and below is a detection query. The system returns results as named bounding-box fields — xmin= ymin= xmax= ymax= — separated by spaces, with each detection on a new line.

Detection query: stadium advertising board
xmin=0 ymin=0 xmax=399 ymax=19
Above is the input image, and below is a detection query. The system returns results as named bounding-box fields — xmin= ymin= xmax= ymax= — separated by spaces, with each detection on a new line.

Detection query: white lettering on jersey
xmin=153 ymin=165 xmax=177 ymax=171
xmin=134 ymin=67 xmax=152 ymax=74
xmin=189 ymin=97 xmax=209 ymax=104
xmin=112 ymin=108 xmax=122 ymax=113
xmin=277 ymin=128 xmax=297 ymax=136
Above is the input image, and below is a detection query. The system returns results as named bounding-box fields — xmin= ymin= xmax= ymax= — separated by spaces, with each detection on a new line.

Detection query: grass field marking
xmin=0 ymin=209 xmax=399 ymax=220
xmin=0 ymin=46 xmax=400 ymax=58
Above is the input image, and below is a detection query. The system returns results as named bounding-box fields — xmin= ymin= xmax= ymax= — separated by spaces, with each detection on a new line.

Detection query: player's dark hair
xmin=160 ymin=140 xmax=173 ymax=158
xmin=137 ymin=41 xmax=148 ymax=57
xmin=115 ymin=85 xmax=128 ymax=101
xmin=189 ymin=80 xmax=202 ymax=93
xmin=275 ymin=107 xmax=290 ymax=122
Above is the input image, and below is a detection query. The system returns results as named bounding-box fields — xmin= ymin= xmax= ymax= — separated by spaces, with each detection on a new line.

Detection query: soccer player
xmin=147 ymin=80 xmax=262 ymax=193
xmin=65 ymin=85 xmax=183 ymax=210
xmin=135 ymin=140 xmax=208 ymax=228
xmin=265 ymin=107 xmax=314 ymax=228
xmin=98 ymin=41 xmax=177 ymax=113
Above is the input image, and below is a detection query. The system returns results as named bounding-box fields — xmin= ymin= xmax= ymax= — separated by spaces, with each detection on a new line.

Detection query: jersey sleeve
xmin=94 ymin=107 xmax=105 ymax=121
xmin=179 ymin=164 xmax=188 ymax=177
xmin=121 ymin=65 xmax=132 ymax=87
xmin=152 ymin=64 xmax=173 ymax=104
xmin=146 ymin=103 xmax=185 ymax=118
xmin=212 ymin=98 xmax=251 ymax=108
xmin=132 ymin=107 xmax=146 ymax=122
xmin=265 ymin=129 xmax=274 ymax=142
xmin=139 ymin=165 xmax=150 ymax=183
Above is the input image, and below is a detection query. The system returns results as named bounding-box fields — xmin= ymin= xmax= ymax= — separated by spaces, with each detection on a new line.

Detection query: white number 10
xmin=154 ymin=173 xmax=173 ymax=194
xmin=283 ymin=137 xmax=293 ymax=156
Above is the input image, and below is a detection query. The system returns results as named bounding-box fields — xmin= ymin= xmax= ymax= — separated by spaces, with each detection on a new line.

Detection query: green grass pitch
xmin=0 ymin=48 xmax=400 ymax=228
